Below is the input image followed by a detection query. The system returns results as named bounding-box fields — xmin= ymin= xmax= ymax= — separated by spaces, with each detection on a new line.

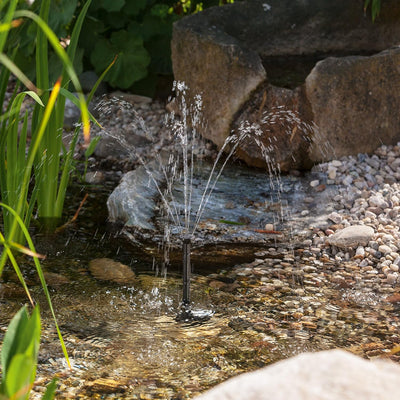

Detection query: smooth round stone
xmin=355 ymin=246 xmax=365 ymax=257
xmin=89 ymin=258 xmax=136 ymax=284
xmin=328 ymin=167 xmax=337 ymax=180
xmin=326 ymin=225 xmax=375 ymax=249
xmin=378 ymin=244 xmax=392 ymax=255
xmin=328 ymin=212 xmax=342 ymax=224
xmin=342 ymin=175 xmax=353 ymax=185
xmin=390 ymin=264 xmax=399 ymax=272
xmin=331 ymin=160 xmax=342 ymax=167
xmin=264 ymin=223 xmax=274 ymax=231
xmin=387 ymin=273 xmax=398 ymax=284
xmin=369 ymin=195 xmax=389 ymax=209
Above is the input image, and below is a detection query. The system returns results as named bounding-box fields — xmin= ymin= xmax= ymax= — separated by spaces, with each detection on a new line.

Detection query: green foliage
xmin=91 ymin=30 xmax=150 ymax=89
xmin=364 ymin=0 xmax=381 ymax=21
xmin=0 ymin=306 xmax=41 ymax=400
xmin=2 ymin=0 xmax=237 ymax=96
xmin=0 ymin=306 xmax=57 ymax=400
xmin=0 ymin=0 xmax=93 ymax=234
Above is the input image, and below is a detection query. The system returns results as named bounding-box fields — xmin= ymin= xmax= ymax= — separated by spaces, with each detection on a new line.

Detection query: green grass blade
xmin=0 ymin=0 xmax=18 ymax=53
xmin=0 ymin=203 xmax=70 ymax=367
xmin=86 ymin=55 xmax=117 ymax=106
xmin=42 ymin=378 xmax=58 ymax=400
xmin=14 ymin=9 xmax=91 ymax=142
xmin=7 ymin=78 xmax=61 ymax=242
xmin=58 ymin=87 xmax=101 ymax=125
xmin=64 ymin=0 xmax=92 ymax=87
xmin=1 ymin=306 xmax=28 ymax=374
xmin=0 ymin=232 xmax=34 ymax=306
xmin=0 ymin=54 xmax=39 ymax=94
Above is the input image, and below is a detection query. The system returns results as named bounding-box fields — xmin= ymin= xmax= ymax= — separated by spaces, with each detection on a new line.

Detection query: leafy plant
xmin=0 ymin=0 xmax=97 ymax=236
xmin=29 ymin=0 xmax=91 ymax=224
xmin=3 ymin=0 xmax=237 ymax=97
xmin=0 ymin=306 xmax=57 ymax=400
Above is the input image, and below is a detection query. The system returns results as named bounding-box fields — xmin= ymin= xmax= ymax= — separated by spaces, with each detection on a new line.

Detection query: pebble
xmin=88 ymin=258 xmax=136 ymax=284
xmin=326 ymin=225 xmax=374 ymax=249
xmin=313 ymin=142 xmax=400 ymax=282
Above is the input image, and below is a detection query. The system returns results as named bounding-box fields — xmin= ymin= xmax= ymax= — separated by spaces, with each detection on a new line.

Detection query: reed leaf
xmin=14 ymin=8 xmax=90 ymax=142
xmin=0 ymin=0 xmax=17 ymax=54
xmin=0 ymin=202 xmax=70 ymax=367
xmin=0 ymin=53 xmax=38 ymax=94
xmin=12 ymin=2 xmax=92 ymax=223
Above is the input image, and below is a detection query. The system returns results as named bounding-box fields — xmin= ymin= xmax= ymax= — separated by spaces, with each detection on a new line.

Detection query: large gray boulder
xmin=197 ymin=349 xmax=400 ymax=400
xmin=306 ymin=48 xmax=400 ymax=162
xmin=171 ymin=0 xmax=400 ymax=170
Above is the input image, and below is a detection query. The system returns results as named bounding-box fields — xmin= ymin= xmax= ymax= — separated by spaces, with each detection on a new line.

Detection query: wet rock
xmin=43 ymin=272 xmax=71 ymax=287
xmin=107 ymin=159 xmax=165 ymax=231
xmin=196 ymin=349 xmax=400 ymax=400
xmin=89 ymin=258 xmax=135 ymax=284
xmin=84 ymin=171 xmax=105 ymax=184
xmin=0 ymin=283 xmax=27 ymax=299
xmin=83 ymin=377 xmax=128 ymax=395
xmin=228 ymin=318 xmax=252 ymax=332
xmin=385 ymin=293 xmax=400 ymax=303
xmin=79 ymin=71 xmax=108 ymax=96
xmin=326 ymin=225 xmax=375 ymax=249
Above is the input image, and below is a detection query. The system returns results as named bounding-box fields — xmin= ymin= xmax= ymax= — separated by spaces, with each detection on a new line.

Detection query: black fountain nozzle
xmin=176 ymin=233 xmax=214 ymax=323
xmin=182 ymin=234 xmax=191 ymax=306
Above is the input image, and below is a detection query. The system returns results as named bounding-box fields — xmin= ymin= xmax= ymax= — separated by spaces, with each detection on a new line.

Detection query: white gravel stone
xmin=355 ymin=246 xmax=365 ymax=257
xmin=378 ymin=244 xmax=392 ymax=255
xmin=342 ymin=175 xmax=353 ymax=186
xmin=387 ymin=273 xmax=398 ymax=284
xmin=326 ymin=225 xmax=375 ymax=249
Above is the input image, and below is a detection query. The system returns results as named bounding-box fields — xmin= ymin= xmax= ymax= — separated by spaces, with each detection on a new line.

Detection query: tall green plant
xmin=0 ymin=0 xmax=92 ymax=240
xmin=26 ymin=0 xmax=91 ymax=223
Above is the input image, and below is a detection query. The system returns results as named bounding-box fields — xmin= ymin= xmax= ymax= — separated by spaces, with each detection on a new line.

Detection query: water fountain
xmin=103 ymin=81 xmax=320 ymax=321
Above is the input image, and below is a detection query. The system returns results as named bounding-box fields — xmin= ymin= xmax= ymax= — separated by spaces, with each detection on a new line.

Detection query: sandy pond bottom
xmin=0 ymin=183 xmax=400 ymax=399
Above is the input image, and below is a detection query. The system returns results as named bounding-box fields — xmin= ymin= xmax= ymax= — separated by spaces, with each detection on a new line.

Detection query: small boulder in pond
xmin=89 ymin=258 xmax=135 ymax=284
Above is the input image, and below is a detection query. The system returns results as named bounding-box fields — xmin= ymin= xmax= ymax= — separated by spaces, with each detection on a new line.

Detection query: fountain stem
xmin=182 ymin=235 xmax=191 ymax=305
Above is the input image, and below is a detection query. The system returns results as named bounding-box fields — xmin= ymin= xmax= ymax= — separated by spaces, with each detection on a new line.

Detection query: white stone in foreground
xmin=326 ymin=225 xmax=374 ymax=248
xmin=197 ymin=350 xmax=400 ymax=400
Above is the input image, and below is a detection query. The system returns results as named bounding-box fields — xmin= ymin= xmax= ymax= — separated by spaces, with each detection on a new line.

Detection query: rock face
xmin=171 ymin=0 xmax=400 ymax=170
xmin=197 ymin=349 xmax=400 ymax=400
xmin=171 ymin=14 xmax=266 ymax=150
xmin=306 ymin=48 xmax=400 ymax=162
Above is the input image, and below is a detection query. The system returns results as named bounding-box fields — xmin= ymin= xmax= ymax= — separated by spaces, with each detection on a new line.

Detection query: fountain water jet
xmin=98 ymin=81 xmax=318 ymax=319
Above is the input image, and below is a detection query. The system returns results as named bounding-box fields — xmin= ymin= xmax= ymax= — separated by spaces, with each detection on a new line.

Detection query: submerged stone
xmin=89 ymin=258 xmax=135 ymax=284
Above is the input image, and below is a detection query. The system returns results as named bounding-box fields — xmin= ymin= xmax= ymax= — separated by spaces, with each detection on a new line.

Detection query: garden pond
xmin=1 ymin=171 xmax=400 ymax=399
